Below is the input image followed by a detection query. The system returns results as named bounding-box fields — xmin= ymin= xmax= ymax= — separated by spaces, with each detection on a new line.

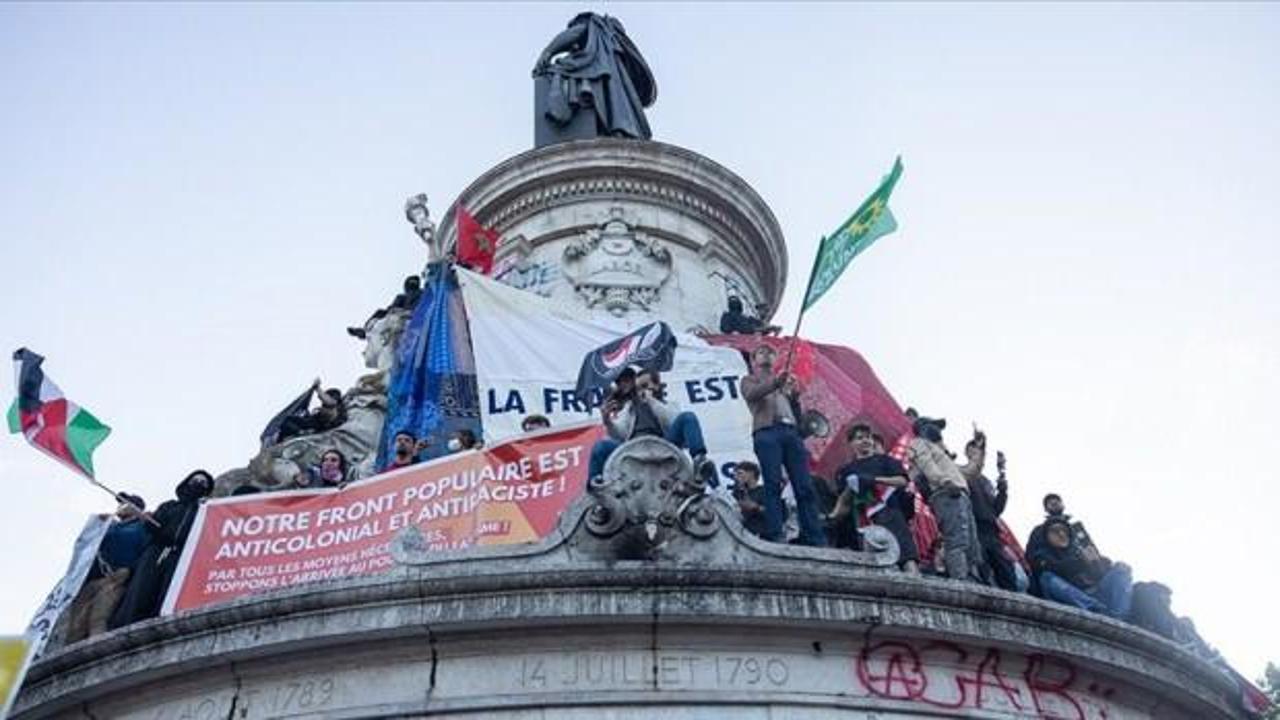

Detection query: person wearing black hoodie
xmin=108 ymin=470 xmax=214 ymax=628
xmin=1029 ymin=515 xmax=1133 ymax=619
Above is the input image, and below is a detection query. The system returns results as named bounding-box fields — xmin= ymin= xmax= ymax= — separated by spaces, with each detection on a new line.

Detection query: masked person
xmin=719 ymin=297 xmax=781 ymax=335
xmin=447 ymin=429 xmax=481 ymax=454
xmin=906 ymin=413 xmax=984 ymax=581
xmin=741 ymin=345 xmax=827 ymax=547
xmin=109 ymin=471 xmax=214 ymax=628
xmin=588 ymin=367 xmax=716 ymax=483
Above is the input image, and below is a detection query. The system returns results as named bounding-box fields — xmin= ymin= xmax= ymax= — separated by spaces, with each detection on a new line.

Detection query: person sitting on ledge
xmin=719 ymin=296 xmax=781 ymax=335
xmin=384 ymin=430 xmax=429 ymax=472
xmin=278 ymin=381 xmax=346 ymax=442
xmin=1031 ymin=515 xmax=1133 ymax=619
xmin=588 ymin=367 xmax=716 ymax=484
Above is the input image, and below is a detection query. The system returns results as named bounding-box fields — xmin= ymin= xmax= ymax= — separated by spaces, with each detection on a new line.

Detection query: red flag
xmin=456 ymin=206 xmax=497 ymax=275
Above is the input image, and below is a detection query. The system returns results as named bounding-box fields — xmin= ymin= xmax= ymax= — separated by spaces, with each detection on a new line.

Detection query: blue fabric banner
xmin=376 ymin=264 xmax=482 ymax=469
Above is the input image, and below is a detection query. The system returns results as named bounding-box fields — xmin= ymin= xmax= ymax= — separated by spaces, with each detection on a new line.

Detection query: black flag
xmin=259 ymin=384 xmax=316 ymax=449
xmin=574 ymin=322 xmax=677 ymax=399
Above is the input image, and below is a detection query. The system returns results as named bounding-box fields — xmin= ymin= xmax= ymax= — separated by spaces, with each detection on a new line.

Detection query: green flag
xmin=802 ymin=156 xmax=904 ymax=311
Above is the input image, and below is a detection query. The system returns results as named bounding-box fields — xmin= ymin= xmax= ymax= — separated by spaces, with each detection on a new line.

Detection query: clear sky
xmin=2 ymin=2 xmax=1277 ymax=679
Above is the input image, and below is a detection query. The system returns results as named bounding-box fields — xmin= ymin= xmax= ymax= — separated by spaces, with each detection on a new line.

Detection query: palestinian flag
xmin=6 ymin=349 xmax=111 ymax=479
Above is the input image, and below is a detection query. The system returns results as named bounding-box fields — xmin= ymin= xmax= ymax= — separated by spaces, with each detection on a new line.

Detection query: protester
xmin=348 ymin=275 xmax=423 ymax=339
xmin=828 ymin=423 xmax=920 ymax=573
xmin=958 ymin=432 xmax=1019 ymax=591
xmin=905 ymin=412 xmax=984 ymax=580
xmin=109 ymin=471 xmax=214 ymax=628
xmin=384 ymin=430 xmax=428 ymax=472
xmin=62 ymin=493 xmax=150 ymax=643
xmin=741 ymin=345 xmax=827 ymax=547
xmin=1025 ymin=493 xmax=1071 ymax=583
xmin=448 ymin=429 xmax=481 ymax=453
xmin=1029 ymin=516 xmax=1133 ymax=619
xmin=278 ymin=382 xmax=346 ymax=442
xmin=588 ymin=367 xmax=717 ymax=483
xmin=302 ymin=448 xmax=348 ymax=489
xmin=521 ymin=414 xmax=552 ymax=433
xmin=731 ymin=461 xmax=768 ymax=538
xmin=719 ymin=297 xmax=781 ymax=335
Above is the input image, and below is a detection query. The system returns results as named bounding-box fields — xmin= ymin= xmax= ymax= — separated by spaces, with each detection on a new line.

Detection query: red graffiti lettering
xmin=916 ymin=641 xmax=969 ymax=709
xmin=854 ymin=641 xmax=1092 ymax=719
xmin=964 ymin=647 xmax=1026 ymax=712
xmin=1024 ymin=653 xmax=1085 ymax=720
xmin=856 ymin=641 xmax=926 ymax=699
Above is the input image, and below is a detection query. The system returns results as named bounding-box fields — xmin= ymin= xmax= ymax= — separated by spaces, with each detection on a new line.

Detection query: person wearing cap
xmin=740 ymin=344 xmax=827 ymax=547
xmin=905 ymin=411 xmax=984 ymax=581
xmin=62 ymin=493 xmax=151 ymax=643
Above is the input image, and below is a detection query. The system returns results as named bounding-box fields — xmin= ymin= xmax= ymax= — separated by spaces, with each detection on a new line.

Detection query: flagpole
xmin=782 ymin=235 xmax=826 ymax=374
xmin=87 ymin=477 xmax=161 ymax=528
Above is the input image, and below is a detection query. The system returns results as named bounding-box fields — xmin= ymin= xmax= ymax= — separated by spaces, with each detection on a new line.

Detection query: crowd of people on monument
xmin=52 ymin=294 xmax=1216 ymax=670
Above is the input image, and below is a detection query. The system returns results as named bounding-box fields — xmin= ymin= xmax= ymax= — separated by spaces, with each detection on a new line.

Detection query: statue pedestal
xmin=437 ymin=138 xmax=789 ymax=334
xmin=533 ymin=74 xmax=600 ymax=148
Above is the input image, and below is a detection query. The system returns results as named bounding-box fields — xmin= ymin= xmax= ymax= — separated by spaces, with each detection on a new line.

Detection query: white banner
xmin=458 ymin=269 xmax=753 ymax=491
xmin=25 ymin=514 xmax=111 ymax=657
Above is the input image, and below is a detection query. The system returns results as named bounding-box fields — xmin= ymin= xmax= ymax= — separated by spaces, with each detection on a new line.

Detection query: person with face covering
xmin=108 ymin=470 xmax=214 ymax=628
xmin=719 ymin=297 xmax=781 ymax=335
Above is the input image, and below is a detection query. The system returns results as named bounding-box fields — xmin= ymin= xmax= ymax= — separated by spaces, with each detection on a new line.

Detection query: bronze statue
xmin=532 ymin=12 xmax=657 ymax=147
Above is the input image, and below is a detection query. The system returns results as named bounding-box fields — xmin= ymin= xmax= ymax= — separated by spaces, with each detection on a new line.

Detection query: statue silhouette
xmin=532 ymin=12 xmax=657 ymax=147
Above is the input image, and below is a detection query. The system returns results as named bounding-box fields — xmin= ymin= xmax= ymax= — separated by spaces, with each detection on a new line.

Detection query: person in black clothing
xmin=731 ymin=461 xmax=769 ymax=538
xmin=348 ymin=275 xmax=424 ymax=339
xmin=1030 ymin=516 xmax=1133 ymax=618
xmin=278 ymin=383 xmax=346 ymax=441
xmin=719 ymin=297 xmax=781 ymax=335
xmin=960 ymin=434 xmax=1018 ymax=591
xmin=827 ymin=423 xmax=920 ymax=573
xmin=109 ymin=470 xmax=214 ymax=628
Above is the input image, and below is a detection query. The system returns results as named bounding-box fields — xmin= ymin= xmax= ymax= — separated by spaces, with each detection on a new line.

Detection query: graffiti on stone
xmin=855 ymin=640 xmax=1122 ymax=719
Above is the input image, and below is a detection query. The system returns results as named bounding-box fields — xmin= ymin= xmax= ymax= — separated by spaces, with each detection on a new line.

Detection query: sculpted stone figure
xmin=405 ymin=193 xmax=437 ymax=261
xmin=532 ymin=12 xmax=657 ymax=147
xmin=212 ymin=312 xmax=408 ymax=495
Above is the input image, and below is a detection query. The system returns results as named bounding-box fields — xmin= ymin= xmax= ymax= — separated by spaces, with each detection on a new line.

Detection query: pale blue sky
xmin=2 ymin=3 xmax=1277 ymax=678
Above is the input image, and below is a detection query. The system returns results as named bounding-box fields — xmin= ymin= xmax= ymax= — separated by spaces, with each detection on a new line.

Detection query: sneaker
xmin=692 ymin=455 xmax=716 ymax=485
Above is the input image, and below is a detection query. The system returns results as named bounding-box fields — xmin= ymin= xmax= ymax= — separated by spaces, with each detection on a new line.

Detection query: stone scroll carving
xmin=562 ymin=208 xmax=672 ymax=317
xmin=584 ymin=435 xmax=721 ymax=559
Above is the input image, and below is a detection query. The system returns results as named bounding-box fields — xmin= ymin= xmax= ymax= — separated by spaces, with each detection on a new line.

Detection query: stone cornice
xmin=15 ymin=498 xmax=1244 ymax=718
xmin=435 ymin=139 xmax=789 ymax=319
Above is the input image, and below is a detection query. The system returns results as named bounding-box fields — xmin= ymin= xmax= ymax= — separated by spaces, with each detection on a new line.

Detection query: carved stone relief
xmin=562 ymin=207 xmax=672 ymax=317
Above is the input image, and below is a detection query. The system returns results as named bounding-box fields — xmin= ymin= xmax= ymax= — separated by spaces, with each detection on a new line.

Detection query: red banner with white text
xmin=162 ymin=423 xmax=602 ymax=614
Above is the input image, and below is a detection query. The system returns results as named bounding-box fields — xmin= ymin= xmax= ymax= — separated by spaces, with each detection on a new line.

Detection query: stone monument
xmin=11 ymin=12 xmax=1255 ymax=720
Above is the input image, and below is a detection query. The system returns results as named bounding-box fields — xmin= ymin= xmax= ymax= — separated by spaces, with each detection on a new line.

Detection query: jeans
xmin=588 ymin=412 xmax=708 ymax=479
xmin=1040 ymin=563 xmax=1133 ymax=619
xmin=752 ymin=424 xmax=827 ymax=547
xmin=929 ymin=489 xmax=983 ymax=580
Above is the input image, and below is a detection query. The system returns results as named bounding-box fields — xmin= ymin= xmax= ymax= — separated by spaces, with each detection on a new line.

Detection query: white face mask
xmin=447 ymin=438 xmax=463 ymax=452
